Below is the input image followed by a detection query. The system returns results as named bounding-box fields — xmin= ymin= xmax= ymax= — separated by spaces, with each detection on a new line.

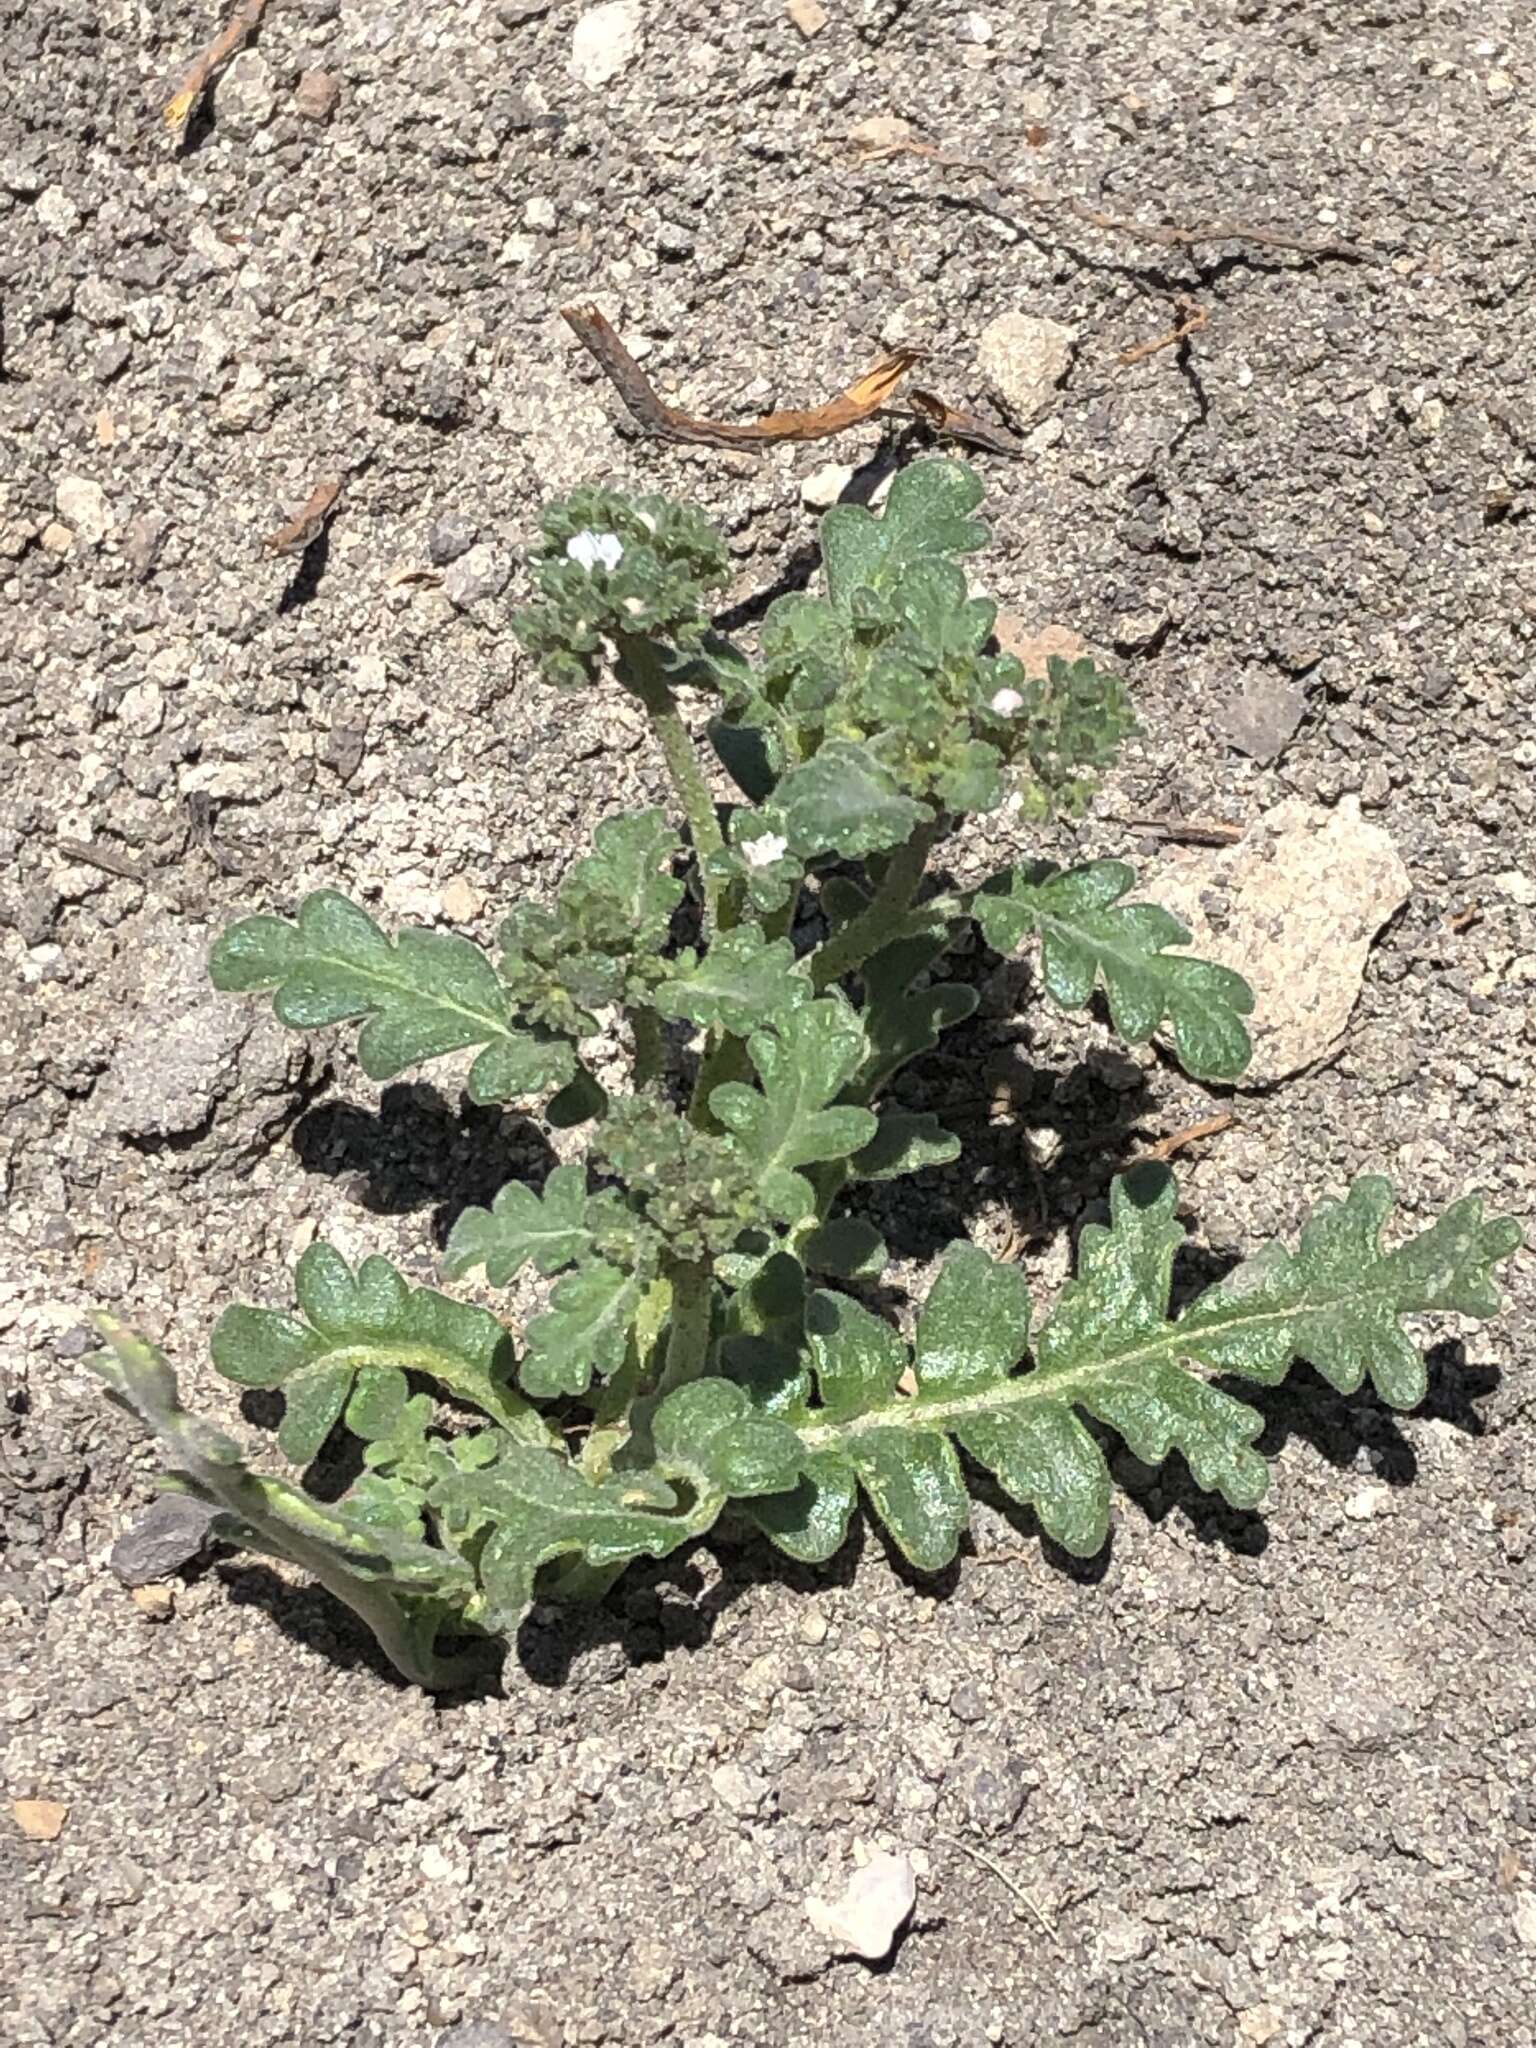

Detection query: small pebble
xmin=569 ymin=1 xmax=642 ymax=88
xmin=293 ymin=70 xmax=341 ymax=122
xmin=55 ymin=477 xmax=112 ymax=547
xmin=130 ymin=1583 xmax=176 ymax=1622
xmin=111 ymin=1495 xmax=221 ymax=1585
xmin=443 ymin=543 xmax=509 ymax=609
xmin=428 ymin=512 xmax=479 ymax=565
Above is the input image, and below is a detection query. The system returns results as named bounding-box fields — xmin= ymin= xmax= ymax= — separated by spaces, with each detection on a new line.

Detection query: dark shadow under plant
xmin=87 ymin=460 xmax=1522 ymax=1688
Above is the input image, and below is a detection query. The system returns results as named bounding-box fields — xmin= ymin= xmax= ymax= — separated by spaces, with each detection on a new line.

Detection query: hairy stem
xmin=809 ymin=822 xmax=941 ymax=991
xmin=617 ymin=637 xmax=731 ymax=936
xmin=654 ymin=1259 xmax=713 ymax=1394
xmin=629 ymin=1005 xmax=667 ymax=1088
xmin=759 ymin=879 xmax=803 ymax=946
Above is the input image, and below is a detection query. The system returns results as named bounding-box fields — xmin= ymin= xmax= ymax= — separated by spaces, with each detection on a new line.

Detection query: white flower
xmin=989 ymin=686 xmax=1025 ymax=717
xmin=741 ymin=832 xmax=788 ymax=869
xmin=566 ymin=529 xmax=625 ymax=573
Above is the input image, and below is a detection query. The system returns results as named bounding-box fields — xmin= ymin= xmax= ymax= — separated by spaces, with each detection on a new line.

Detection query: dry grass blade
xmin=941 ymin=1835 xmax=1064 ymax=1953
xmin=1070 ymin=200 xmax=1367 ymax=260
xmin=165 ymin=0 xmax=269 ymax=135
xmin=1137 ymin=1113 xmax=1237 ymax=1164
xmin=906 ymin=388 xmax=1024 ymax=457
xmin=263 ymin=477 xmax=344 ymax=557
xmin=1115 ymin=815 xmax=1245 ymax=846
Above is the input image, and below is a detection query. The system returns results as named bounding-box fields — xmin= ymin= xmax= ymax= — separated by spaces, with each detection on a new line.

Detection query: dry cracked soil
xmin=3 ymin=1 xmax=1536 ymax=2045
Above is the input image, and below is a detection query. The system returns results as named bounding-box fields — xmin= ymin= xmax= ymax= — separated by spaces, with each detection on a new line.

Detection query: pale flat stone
xmin=1151 ymin=796 xmax=1411 ymax=1086
xmin=55 ymin=476 xmax=112 ymax=546
xmin=977 ymin=313 xmax=1076 ymax=423
xmin=569 ymin=2 xmax=642 ymax=88
xmin=805 ymin=1850 xmax=916 ymax=1959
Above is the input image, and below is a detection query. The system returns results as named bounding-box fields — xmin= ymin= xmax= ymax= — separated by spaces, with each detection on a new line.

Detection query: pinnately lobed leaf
xmin=737 ymin=1169 xmax=1521 ymax=1570
xmin=210 ymin=890 xmax=577 ymax=1104
xmin=521 ymin=1257 xmax=644 ymax=1398
xmin=972 ymin=859 xmax=1255 ymax=1082
xmin=708 ymin=996 xmax=880 ymax=1224
xmin=210 ymin=1242 xmax=550 ymax=1455
xmin=654 ymin=929 xmax=810 ymax=1037
xmin=443 ymin=1163 xmax=595 ymax=1287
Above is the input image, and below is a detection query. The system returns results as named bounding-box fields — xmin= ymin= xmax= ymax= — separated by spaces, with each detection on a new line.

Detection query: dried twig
xmin=55 ymin=838 xmax=146 ymax=884
xmin=165 ymin=0 xmax=269 ymax=135
xmin=1070 ymin=200 xmax=1366 ymax=261
xmin=1137 ymin=1113 xmax=1237 ymax=1164
xmin=941 ymin=1835 xmax=1064 ymax=1953
xmin=263 ymin=477 xmax=343 ymax=557
xmin=850 ymin=138 xmax=1369 ymax=262
xmin=1119 ymin=298 xmax=1208 ymax=366
xmin=563 ymin=303 xmax=922 ymax=449
xmin=905 ymin=387 xmax=1024 ymax=457
xmin=563 ymin=303 xmax=1021 ymax=457
xmin=1115 ymin=814 xmax=1245 ymax=846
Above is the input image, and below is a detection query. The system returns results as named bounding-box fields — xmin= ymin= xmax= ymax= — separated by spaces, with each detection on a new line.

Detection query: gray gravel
xmin=3 ymin=1 xmax=1534 ymax=2043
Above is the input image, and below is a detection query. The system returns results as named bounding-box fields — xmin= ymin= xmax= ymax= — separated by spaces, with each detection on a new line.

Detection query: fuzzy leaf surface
xmin=739 ymin=1171 xmax=1519 ymax=1568
xmin=850 ymin=1110 xmax=962 ymax=1181
xmin=556 ymin=808 xmax=684 ymax=951
xmin=210 ymin=890 xmax=576 ymax=1103
xmin=772 ymin=741 xmax=931 ymax=860
xmin=433 ymin=1378 xmax=800 ymax=1632
xmin=1171 ymin=1176 xmax=1524 ymax=1408
xmin=853 ymin=934 xmax=978 ymax=1097
xmin=801 ymin=1217 xmax=888 ymax=1279
xmin=649 ymin=1379 xmax=806 ymax=1498
xmin=432 ymin=1449 xmax=694 ymax=1632
xmin=973 ymin=860 xmax=1254 ymax=1082
xmin=709 ymin=996 xmax=879 ymax=1224
xmin=443 ymin=1164 xmax=594 ymax=1287
xmin=87 ymin=1319 xmax=483 ymax=1689
xmin=821 ymin=458 xmax=987 ymax=604
xmin=522 ymin=1258 xmax=644 ymax=1398
xmin=210 ymin=1243 xmax=546 ymax=1445
xmin=654 ymin=930 xmax=810 ymax=1038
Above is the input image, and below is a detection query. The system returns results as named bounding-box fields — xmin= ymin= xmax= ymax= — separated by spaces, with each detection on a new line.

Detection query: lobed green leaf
xmin=210 ymin=890 xmax=576 ymax=1103
xmin=522 ymin=1257 xmax=644 ymax=1399
xmin=737 ymin=1171 xmax=1520 ymax=1570
xmin=654 ymin=929 xmax=811 ymax=1038
xmin=973 ymin=859 xmax=1255 ymax=1082
xmin=211 ymin=1242 xmax=548 ymax=1449
xmin=772 ymin=741 xmax=931 ymax=861
xmin=850 ymin=1109 xmax=962 ymax=1181
xmin=709 ymin=996 xmax=880 ymax=1224
xmin=443 ymin=1163 xmax=594 ymax=1287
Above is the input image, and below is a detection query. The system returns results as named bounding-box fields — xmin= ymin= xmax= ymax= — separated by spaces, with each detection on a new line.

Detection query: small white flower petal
xmin=989 ymin=686 xmax=1025 ymax=717
xmin=742 ymin=832 xmax=788 ymax=869
xmin=566 ymin=529 xmax=625 ymax=573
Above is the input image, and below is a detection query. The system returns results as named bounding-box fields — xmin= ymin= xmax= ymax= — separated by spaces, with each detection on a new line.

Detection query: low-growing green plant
xmin=90 ymin=460 xmax=1520 ymax=1688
